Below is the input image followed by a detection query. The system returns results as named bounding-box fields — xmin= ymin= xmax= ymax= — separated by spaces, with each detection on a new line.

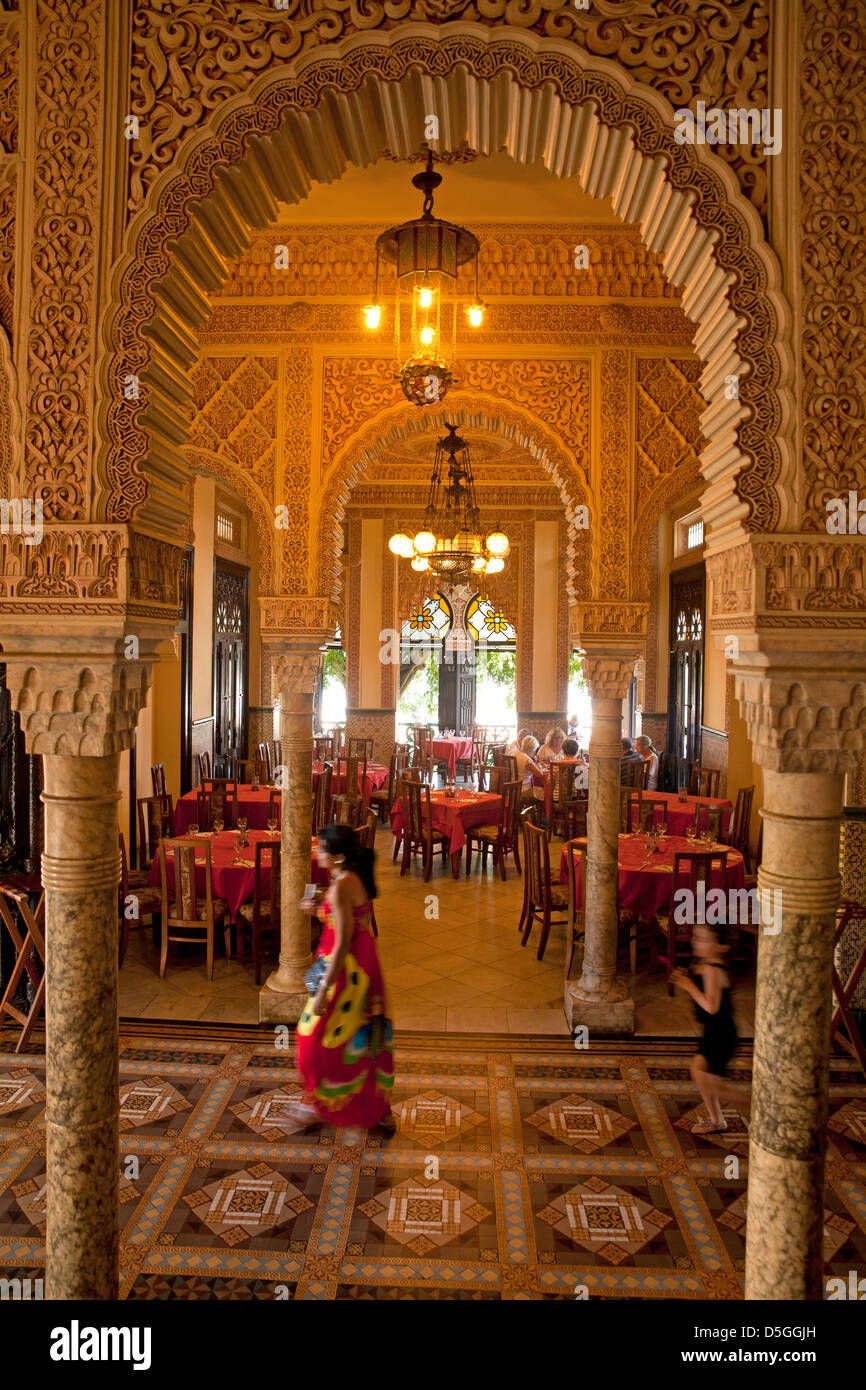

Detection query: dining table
xmin=174 ymin=784 xmax=278 ymax=835
xmin=390 ymin=787 xmax=502 ymax=878
xmin=426 ymin=735 xmax=474 ymax=778
xmin=559 ymin=832 xmax=745 ymax=916
xmin=313 ymin=759 xmax=389 ymax=806
xmin=149 ymin=827 xmax=329 ymax=922
xmin=626 ymin=789 xmax=733 ymax=838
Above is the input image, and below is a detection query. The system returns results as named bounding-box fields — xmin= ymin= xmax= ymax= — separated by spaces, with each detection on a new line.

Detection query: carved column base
xmin=258 ymin=974 xmax=308 ymax=1024
xmin=565 ymin=978 xmax=634 ymax=1036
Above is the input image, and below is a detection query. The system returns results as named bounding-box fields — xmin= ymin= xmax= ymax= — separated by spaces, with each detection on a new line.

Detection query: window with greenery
xmin=397 ymin=650 xmax=440 ymax=726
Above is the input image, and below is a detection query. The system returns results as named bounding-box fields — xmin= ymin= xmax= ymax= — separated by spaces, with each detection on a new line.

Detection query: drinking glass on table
xmin=188 ymin=822 xmax=199 ymax=838
xmin=213 ymin=816 xmax=223 ymax=835
xmin=267 ymin=816 xmax=277 ymax=834
xmin=237 ymin=816 xmax=248 ymax=835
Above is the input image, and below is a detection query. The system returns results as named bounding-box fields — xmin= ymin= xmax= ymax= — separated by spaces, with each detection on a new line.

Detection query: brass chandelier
xmin=388 ymin=424 xmax=509 ymax=580
xmin=363 ymin=151 xmax=484 ymax=405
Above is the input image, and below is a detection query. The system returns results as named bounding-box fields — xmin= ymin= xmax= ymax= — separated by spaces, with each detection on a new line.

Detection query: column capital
xmin=271 ymin=647 xmax=324 ymax=699
xmin=1 ymin=634 xmax=164 ymax=757
xmin=580 ymin=649 xmax=639 ymax=702
xmin=733 ymin=658 xmax=866 ymax=775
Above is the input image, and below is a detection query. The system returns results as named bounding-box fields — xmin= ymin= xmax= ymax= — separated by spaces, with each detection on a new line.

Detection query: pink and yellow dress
xmin=296 ymin=899 xmax=394 ymax=1127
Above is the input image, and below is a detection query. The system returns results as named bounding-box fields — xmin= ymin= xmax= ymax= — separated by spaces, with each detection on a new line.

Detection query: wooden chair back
xmin=358 ymin=808 xmax=379 ymax=851
xmin=233 ymin=757 xmax=257 ymax=783
xmin=502 ymin=779 xmax=523 ymax=842
xmin=137 ymin=794 xmax=173 ymax=869
xmin=401 ymin=778 xmax=431 ymax=843
xmin=313 ymin=762 xmax=333 ymax=833
xmin=198 ymin=778 xmax=238 ymax=829
xmin=151 ymin=763 xmax=167 ymax=797
xmin=565 ymin=840 xmax=587 ymax=979
xmin=486 ymin=765 xmax=504 ymax=795
xmin=501 ymin=753 xmax=518 ymax=784
xmin=347 ymin=736 xmax=374 ymax=760
xmin=315 ymin=735 xmax=334 ymax=760
xmin=267 ymin=786 xmax=281 ymax=825
xmin=252 ymin=839 xmax=280 ymax=925
xmin=194 ymin=751 xmax=212 ymax=781
xmin=343 ymin=752 xmax=367 ymax=798
xmin=639 ymin=798 xmax=669 ymax=833
xmin=625 ymin=758 xmax=647 ymax=789
xmin=332 ymin=794 xmax=363 ymax=828
xmin=672 ymin=850 xmax=728 ymax=913
xmin=271 ymin=739 xmax=282 ymax=773
xmin=692 ymin=800 xmax=724 ymax=839
xmin=256 ymin=742 xmax=272 ymax=781
xmin=565 ymin=798 xmax=588 ymax=841
xmin=620 ymin=788 xmax=642 ymax=833
xmin=689 ymin=764 xmax=721 ymax=798
xmin=549 ymin=761 xmax=576 ymax=805
xmin=523 ymin=814 xmax=552 ymax=911
xmin=728 ymin=785 xmax=754 ymax=863
xmin=159 ymin=838 xmax=211 ymax=926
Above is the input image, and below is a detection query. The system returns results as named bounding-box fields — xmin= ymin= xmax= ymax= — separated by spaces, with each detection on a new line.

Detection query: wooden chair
xmin=564 ymin=840 xmax=587 ymax=980
xmin=356 ymin=810 xmax=380 ymax=937
xmin=726 ymin=785 xmax=755 ymax=871
xmin=625 ymin=758 xmax=648 ymax=789
xmin=237 ymin=840 xmax=280 ymax=984
xmin=474 ymin=736 xmax=492 ymax=789
xmin=688 ymin=764 xmax=721 ymax=798
xmin=119 ymin=832 xmax=161 ymax=967
xmin=332 ymin=793 xmax=364 ymax=828
xmin=312 ymin=762 xmax=333 ymax=834
xmin=151 ymin=763 xmax=168 ymax=797
xmin=233 ymin=757 xmax=258 ymax=784
xmin=197 ymin=778 xmax=238 ymax=830
xmin=193 ymin=751 xmax=212 ymax=784
xmin=564 ymin=796 xmax=588 ymax=842
xmin=639 ymin=798 xmax=669 ymax=834
xmin=271 ymin=739 xmax=282 ymax=775
xmin=411 ymin=724 xmax=432 ymax=767
xmin=485 ymin=765 xmax=504 ymax=795
xmin=657 ymin=748 xmax=669 ymax=793
xmin=157 ymin=838 xmax=230 ymax=981
xmin=547 ymin=761 xmax=582 ymax=841
xmin=315 ymin=735 xmax=334 ymax=761
xmin=370 ymin=748 xmax=406 ymax=822
xmin=137 ymin=793 xmax=174 ymax=869
xmin=692 ymin=800 xmax=724 ymax=839
xmin=465 ymin=779 xmax=523 ymax=880
xmin=257 ymin=741 xmax=272 ymax=782
xmin=0 ymin=885 xmax=46 ymax=1052
xmin=346 ymin=736 xmax=374 ymax=761
xmin=620 ymin=787 xmax=642 ymax=834
xmin=399 ymin=779 xmax=449 ymax=882
xmin=654 ymin=850 xmax=728 ymax=994
xmin=519 ymin=813 xmax=570 ymax=961
xmin=455 ymin=733 xmax=476 ymax=783
xmin=267 ymin=785 xmax=281 ymax=826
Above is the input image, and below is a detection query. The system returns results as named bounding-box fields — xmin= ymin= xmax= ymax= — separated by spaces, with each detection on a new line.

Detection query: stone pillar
xmin=745 ymin=770 xmax=844 ymax=1300
xmin=566 ymin=652 xmax=637 ymax=1035
xmin=2 ymin=642 xmax=154 ymax=1301
xmin=42 ymin=753 xmax=122 ymax=1299
xmin=260 ymin=648 xmax=323 ymax=1023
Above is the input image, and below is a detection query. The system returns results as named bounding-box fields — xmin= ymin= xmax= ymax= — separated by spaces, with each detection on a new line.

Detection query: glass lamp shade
xmin=413 ymin=529 xmax=437 ymax=555
xmin=418 ymin=285 xmax=434 ymax=308
xmin=410 ymin=554 xmax=430 ymax=572
xmin=484 ymin=555 xmax=505 ymax=575
xmin=388 ymin=532 xmax=414 ymax=558
xmin=485 ymin=529 xmax=510 ymax=557
xmin=452 ymin=529 xmax=480 ymax=552
xmin=397 ymin=357 xmax=455 ymax=407
xmin=467 ymin=303 xmax=484 ymax=327
xmin=363 ymin=303 xmax=382 ymax=329
xmin=472 ymin=555 xmax=487 ymax=572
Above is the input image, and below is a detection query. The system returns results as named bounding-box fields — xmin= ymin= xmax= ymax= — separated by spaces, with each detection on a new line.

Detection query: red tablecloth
xmin=623 ymin=790 xmax=733 ymax=838
xmin=559 ymin=833 xmax=744 ymax=916
xmin=313 ymin=760 xmax=389 ymax=807
xmin=149 ymin=828 xmax=328 ymax=921
xmin=174 ymin=785 xmax=278 ymax=835
xmin=390 ymin=789 xmax=501 ymax=857
xmin=427 ymin=736 xmax=474 ymax=777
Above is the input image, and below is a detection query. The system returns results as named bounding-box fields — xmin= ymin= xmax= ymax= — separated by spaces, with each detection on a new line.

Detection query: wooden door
xmin=667 ymin=567 xmax=705 ymax=790
xmin=213 ymin=560 xmax=249 ymax=776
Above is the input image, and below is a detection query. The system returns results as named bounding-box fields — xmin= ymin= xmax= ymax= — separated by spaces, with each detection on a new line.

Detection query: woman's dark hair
xmin=318 ymin=823 xmax=378 ymax=899
xmin=562 ymin=738 xmax=579 ymax=757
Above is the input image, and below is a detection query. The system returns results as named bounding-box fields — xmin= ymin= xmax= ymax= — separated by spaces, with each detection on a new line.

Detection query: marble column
xmin=745 ymin=770 xmax=844 ymax=1300
xmin=41 ymin=754 xmax=121 ymax=1299
xmin=260 ymin=649 xmax=322 ymax=1023
xmin=566 ymin=653 xmax=636 ymax=1035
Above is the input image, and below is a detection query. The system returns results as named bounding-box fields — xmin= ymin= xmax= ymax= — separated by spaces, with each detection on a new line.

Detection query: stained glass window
xmin=401 ymin=593 xmax=453 ymax=644
xmin=465 ymin=594 xmax=516 ymax=645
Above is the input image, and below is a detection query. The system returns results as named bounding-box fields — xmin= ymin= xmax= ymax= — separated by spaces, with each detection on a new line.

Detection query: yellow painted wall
xmin=726 ymin=674 xmax=764 ymax=861
xmin=703 ymin=577 xmax=727 ymax=731
xmin=532 ymin=520 xmax=558 ymax=710
xmin=192 ymin=476 xmax=216 ymax=723
xmin=359 ymin=518 xmax=384 ymax=707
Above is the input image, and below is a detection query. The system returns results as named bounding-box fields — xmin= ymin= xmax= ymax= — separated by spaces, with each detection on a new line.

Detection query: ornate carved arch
xmin=185 ymin=447 xmax=277 ymax=590
xmin=632 ymin=462 xmax=704 ymax=605
xmin=317 ymin=393 xmax=593 ymax=606
xmin=97 ymin=22 xmax=795 ymax=575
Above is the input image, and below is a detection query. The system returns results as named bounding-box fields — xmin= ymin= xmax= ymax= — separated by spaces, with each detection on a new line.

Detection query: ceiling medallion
xmin=363 ymin=150 xmax=484 ymax=406
xmin=389 ymin=423 xmax=509 ymax=581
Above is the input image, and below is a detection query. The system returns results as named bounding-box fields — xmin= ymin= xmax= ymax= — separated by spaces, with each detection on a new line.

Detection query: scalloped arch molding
xmin=99 ymin=23 xmax=796 ymax=598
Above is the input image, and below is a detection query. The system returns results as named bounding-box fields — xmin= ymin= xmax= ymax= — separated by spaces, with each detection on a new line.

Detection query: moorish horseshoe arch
xmin=97 ymin=22 xmax=796 ymax=590
xmin=316 ymin=393 xmax=594 ymax=608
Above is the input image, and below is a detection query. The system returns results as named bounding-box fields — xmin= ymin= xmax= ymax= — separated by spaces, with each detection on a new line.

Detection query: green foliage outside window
xmin=322 ymin=647 xmax=346 ymax=689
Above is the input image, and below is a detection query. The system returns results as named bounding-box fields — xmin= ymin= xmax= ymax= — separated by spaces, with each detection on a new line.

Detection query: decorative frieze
xmin=707 ymin=538 xmax=866 ymax=632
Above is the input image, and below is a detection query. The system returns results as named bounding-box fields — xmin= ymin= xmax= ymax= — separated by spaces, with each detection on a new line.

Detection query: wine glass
xmin=237 ymin=816 xmax=248 ymax=836
xmin=686 ymin=822 xmax=697 ymax=845
xmin=213 ymin=816 xmax=223 ymax=835
xmin=267 ymin=816 xmax=277 ymax=834
xmin=188 ymin=822 xmax=199 ymax=838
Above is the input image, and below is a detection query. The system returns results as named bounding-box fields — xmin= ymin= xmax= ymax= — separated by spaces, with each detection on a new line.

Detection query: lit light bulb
xmin=472 ymin=556 xmax=486 ymax=572
xmin=420 ymin=325 xmax=435 ymax=346
xmin=484 ymin=555 xmax=505 ymax=575
xmin=485 ymin=528 xmax=509 ymax=557
xmin=388 ymin=532 xmax=413 ymax=558
xmin=363 ymin=303 xmax=382 ymax=329
xmin=418 ymin=285 xmax=433 ymax=309
xmin=411 ymin=554 xmax=429 ymax=572
xmin=414 ymin=530 xmax=436 ymax=555
xmin=467 ymin=303 xmax=484 ymax=327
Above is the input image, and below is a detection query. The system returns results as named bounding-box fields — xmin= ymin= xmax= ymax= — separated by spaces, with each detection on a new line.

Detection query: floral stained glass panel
xmin=465 ymin=595 xmax=516 ymax=645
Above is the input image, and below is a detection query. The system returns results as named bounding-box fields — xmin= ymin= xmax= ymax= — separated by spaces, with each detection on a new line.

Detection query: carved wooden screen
xmin=213 ymin=560 xmax=249 ymax=776
xmin=667 ymin=566 xmax=706 ymax=790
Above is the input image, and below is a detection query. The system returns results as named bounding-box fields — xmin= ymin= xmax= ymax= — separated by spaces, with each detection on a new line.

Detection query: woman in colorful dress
xmin=291 ymin=823 xmax=395 ymax=1132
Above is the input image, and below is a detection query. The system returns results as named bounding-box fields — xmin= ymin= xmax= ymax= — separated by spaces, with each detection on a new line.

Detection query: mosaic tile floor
xmin=2 ymin=1024 xmax=864 ymax=1300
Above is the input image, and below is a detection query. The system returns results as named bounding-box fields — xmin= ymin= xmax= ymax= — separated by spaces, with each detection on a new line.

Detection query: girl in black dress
xmin=671 ymin=924 xmax=750 ymax=1135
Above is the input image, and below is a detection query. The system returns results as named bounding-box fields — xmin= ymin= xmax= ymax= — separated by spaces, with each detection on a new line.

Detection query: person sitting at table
xmin=506 ymin=727 xmax=531 ymax=755
xmin=561 ymin=737 xmax=580 ymax=758
xmin=291 ymin=823 xmax=395 ymax=1134
xmin=515 ymin=734 xmax=544 ymax=798
xmin=537 ymin=727 xmax=565 ymax=761
xmin=635 ymin=734 xmax=660 ymax=790
xmin=620 ymin=736 xmax=641 ymax=784
xmin=567 ymin=712 xmax=580 ymax=738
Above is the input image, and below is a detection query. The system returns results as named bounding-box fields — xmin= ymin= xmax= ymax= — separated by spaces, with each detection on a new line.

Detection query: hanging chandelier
xmin=363 ymin=151 xmax=484 ymax=406
xmin=389 ymin=424 xmax=509 ymax=580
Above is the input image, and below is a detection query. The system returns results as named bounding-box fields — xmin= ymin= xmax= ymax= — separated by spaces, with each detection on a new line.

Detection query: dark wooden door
xmin=213 ymin=559 xmax=249 ymax=776
xmin=667 ymin=566 xmax=705 ymax=790
xmin=438 ymin=640 xmax=476 ymax=734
